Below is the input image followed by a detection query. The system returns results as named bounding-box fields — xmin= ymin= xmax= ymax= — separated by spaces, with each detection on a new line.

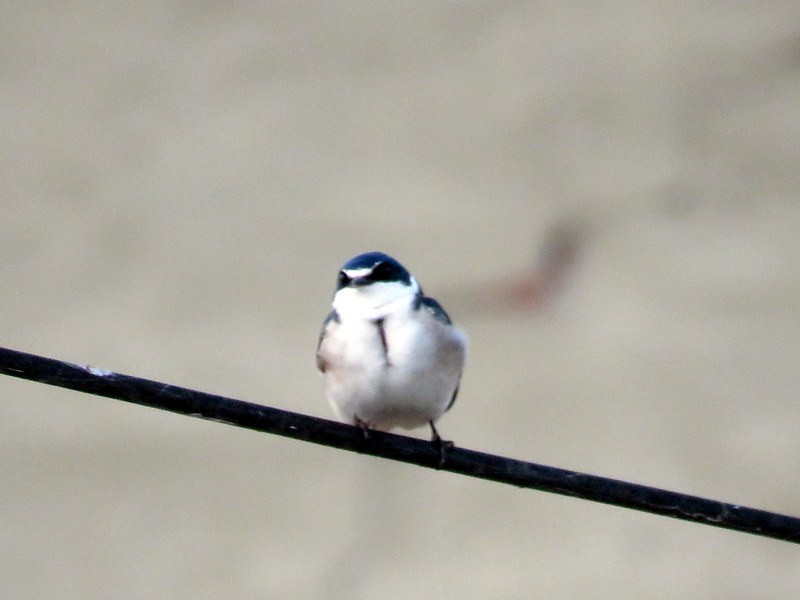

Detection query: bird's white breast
xmin=319 ymin=296 xmax=466 ymax=431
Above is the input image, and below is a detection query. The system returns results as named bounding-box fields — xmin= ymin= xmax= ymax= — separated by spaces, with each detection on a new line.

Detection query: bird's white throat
xmin=333 ymin=278 xmax=419 ymax=320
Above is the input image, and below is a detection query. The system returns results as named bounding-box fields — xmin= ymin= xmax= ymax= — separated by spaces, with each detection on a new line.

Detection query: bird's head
xmin=332 ymin=252 xmax=420 ymax=318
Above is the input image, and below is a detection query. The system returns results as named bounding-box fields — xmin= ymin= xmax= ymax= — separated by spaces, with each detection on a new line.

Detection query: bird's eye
xmin=336 ymin=271 xmax=351 ymax=290
xmin=369 ymin=262 xmax=394 ymax=282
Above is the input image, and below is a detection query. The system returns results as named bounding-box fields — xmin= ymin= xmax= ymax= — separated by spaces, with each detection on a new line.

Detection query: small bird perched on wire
xmin=316 ymin=251 xmax=466 ymax=457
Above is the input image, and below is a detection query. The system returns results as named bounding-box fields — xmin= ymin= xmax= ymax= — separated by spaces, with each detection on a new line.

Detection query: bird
xmin=316 ymin=251 xmax=466 ymax=456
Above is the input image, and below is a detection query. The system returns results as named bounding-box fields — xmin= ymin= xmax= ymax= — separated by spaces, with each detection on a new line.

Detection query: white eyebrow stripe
xmin=343 ymin=267 xmax=374 ymax=278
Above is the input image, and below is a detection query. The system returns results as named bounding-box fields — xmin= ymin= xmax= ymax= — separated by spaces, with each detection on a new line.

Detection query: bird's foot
xmin=429 ymin=421 xmax=454 ymax=467
xmin=354 ymin=416 xmax=372 ymax=439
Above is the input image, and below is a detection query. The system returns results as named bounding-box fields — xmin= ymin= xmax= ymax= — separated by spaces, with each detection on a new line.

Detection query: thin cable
xmin=1 ymin=346 xmax=798 ymax=544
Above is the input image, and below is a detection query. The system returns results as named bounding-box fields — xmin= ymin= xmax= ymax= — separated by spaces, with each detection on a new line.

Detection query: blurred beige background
xmin=2 ymin=3 xmax=800 ymax=598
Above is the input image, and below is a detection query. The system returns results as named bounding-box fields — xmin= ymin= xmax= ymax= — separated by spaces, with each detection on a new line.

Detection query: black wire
xmin=1 ymin=346 xmax=798 ymax=544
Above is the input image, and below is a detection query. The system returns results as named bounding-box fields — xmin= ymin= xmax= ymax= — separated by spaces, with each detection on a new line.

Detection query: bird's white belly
xmin=323 ymin=314 xmax=463 ymax=431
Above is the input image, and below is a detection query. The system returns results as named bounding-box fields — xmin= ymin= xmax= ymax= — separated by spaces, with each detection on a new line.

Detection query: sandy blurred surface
xmin=2 ymin=3 xmax=800 ymax=598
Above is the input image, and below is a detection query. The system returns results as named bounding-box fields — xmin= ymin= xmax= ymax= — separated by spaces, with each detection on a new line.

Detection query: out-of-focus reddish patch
xmin=482 ymin=219 xmax=583 ymax=314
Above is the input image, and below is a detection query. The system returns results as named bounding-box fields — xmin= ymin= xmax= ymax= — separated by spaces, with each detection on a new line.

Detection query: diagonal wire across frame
xmin=1 ymin=346 xmax=798 ymax=544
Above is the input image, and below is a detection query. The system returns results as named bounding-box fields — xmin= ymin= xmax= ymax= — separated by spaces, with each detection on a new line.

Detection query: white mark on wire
xmin=73 ymin=363 xmax=115 ymax=377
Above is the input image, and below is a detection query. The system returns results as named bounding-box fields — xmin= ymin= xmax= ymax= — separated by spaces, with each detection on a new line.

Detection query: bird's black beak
xmin=351 ymin=276 xmax=372 ymax=287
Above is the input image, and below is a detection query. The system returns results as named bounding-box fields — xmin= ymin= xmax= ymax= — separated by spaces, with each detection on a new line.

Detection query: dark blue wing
xmin=414 ymin=295 xmax=460 ymax=410
xmin=315 ymin=309 xmax=340 ymax=372
xmin=414 ymin=295 xmax=453 ymax=325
